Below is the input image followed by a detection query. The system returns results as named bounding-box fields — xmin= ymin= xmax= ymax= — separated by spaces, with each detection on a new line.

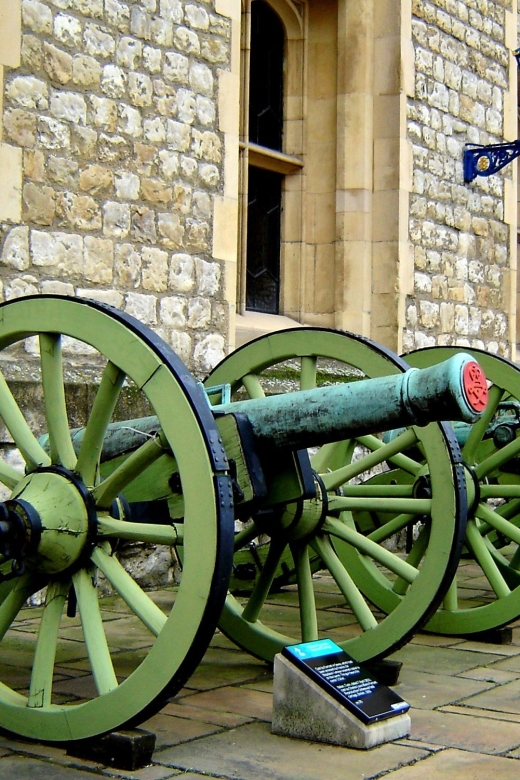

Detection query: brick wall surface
xmin=0 ymin=0 xmax=231 ymax=374
xmin=404 ymin=0 xmax=512 ymax=356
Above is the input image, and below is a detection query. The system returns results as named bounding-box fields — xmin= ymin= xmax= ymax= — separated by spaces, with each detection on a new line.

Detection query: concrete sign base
xmin=272 ymin=654 xmax=411 ymax=750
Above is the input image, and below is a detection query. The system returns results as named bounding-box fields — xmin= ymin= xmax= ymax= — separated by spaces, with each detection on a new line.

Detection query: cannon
xmin=223 ymin=331 xmax=520 ymax=643
xmin=0 ymin=296 xmax=487 ymax=742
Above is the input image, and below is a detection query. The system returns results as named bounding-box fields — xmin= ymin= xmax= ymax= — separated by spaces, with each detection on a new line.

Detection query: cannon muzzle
xmin=212 ymin=353 xmax=488 ymax=450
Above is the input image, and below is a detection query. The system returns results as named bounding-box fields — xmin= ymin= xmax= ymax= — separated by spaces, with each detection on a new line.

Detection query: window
xmin=246 ymin=166 xmax=283 ymax=312
xmin=238 ymin=0 xmax=304 ymax=317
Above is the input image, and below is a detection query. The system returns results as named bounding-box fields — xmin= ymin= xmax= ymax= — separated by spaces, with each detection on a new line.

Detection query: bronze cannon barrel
xmin=211 ymin=353 xmax=488 ymax=450
xmin=50 ymin=353 xmax=488 ymax=460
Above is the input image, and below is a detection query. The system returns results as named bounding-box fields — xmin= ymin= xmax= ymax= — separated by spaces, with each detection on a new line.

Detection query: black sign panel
xmin=282 ymin=639 xmax=409 ymax=725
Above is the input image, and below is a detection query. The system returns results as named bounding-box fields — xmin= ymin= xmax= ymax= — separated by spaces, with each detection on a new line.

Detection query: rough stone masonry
xmin=1 ymin=0 xmax=232 ymax=375
xmin=404 ymin=0 xmax=512 ymax=356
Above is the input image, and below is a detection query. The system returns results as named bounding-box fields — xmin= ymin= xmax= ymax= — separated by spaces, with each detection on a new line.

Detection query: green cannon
xmin=0 ymin=296 xmax=487 ymax=742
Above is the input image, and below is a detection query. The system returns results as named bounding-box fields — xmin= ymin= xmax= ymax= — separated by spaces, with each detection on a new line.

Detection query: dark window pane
xmin=249 ymin=0 xmax=284 ymax=151
xmin=246 ymin=166 xmax=282 ymax=314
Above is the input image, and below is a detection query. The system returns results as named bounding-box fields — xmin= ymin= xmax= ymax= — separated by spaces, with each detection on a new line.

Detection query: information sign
xmin=282 ymin=639 xmax=410 ymax=725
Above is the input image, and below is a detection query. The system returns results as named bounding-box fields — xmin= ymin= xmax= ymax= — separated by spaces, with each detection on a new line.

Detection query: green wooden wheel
xmin=0 ymin=295 xmax=233 ymax=742
xmin=205 ymin=328 xmax=466 ymax=663
xmin=405 ymin=346 xmax=520 ymax=635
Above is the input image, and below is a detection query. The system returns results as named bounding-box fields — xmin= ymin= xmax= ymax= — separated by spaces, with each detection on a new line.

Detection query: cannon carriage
xmin=0 ymin=295 xmax=491 ymax=742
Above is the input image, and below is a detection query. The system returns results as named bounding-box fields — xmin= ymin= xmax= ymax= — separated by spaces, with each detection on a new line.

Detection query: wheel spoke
xmin=474 ymin=436 xmax=520 ymax=481
xmin=480 ymin=485 xmax=520 ymax=500
xmin=28 ymin=580 xmax=69 ymax=708
xmin=241 ymin=536 xmax=287 ymax=623
xmin=92 ymin=432 xmax=167 ymax=509
xmin=0 ymin=460 xmax=23 ymax=490
xmin=496 ymin=498 xmax=520 ymax=521
xmin=73 ymin=566 xmax=118 ymax=695
xmin=342 ymin=485 xmax=415 ymax=497
xmin=39 ymin=334 xmax=77 ymax=470
xmin=357 ymin=434 xmax=422 ymax=476
xmin=328 ymin=495 xmax=431 ymax=516
xmin=0 ymin=572 xmax=42 ymax=641
xmin=96 ymin=515 xmax=182 ymax=545
xmin=323 ymin=516 xmax=419 ymax=584
xmin=442 ymin=576 xmax=458 ymax=612
xmin=393 ymin=522 xmax=430 ymax=595
xmin=291 ymin=542 xmax=318 ymax=642
xmin=241 ymin=373 xmax=265 ymax=399
xmin=367 ymin=513 xmax=419 ymax=544
xmin=462 ymin=383 xmax=504 ymax=464
xmin=234 ymin=521 xmax=261 ymax=552
xmin=311 ymin=440 xmax=355 ymax=474
xmin=321 ymin=429 xmax=419 ymax=491
xmin=465 ymin=520 xmax=510 ymax=600
xmin=75 ymin=361 xmax=126 ymax=486
xmin=475 ymin=503 xmax=520 ymax=546
xmin=91 ymin=545 xmax=167 ymax=636
xmin=300 ymin=356 xmax=317 ymax=391
xmin=311 ymin=534 xmax=377 ymax=631
xmin=0 ymin=369 xmax=51 ymax=470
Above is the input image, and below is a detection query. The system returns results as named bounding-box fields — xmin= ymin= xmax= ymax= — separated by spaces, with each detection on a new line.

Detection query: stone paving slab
xmin=457 ymin=677 xmax=520 ymax=714
xmin=4 ymin=584 xmax=520 ymax=780
xmin=378 ymin=748 xmax=520 ymax=779
xmin=457 ymin=665 xmax=519 ymax=684
xmin=154 ymin=720 xmax=430 ymax=780
xmin=180 ymin=685 xmax=273 ymax=721
xmin=388 ymin=667 xmax=495 ymax=710
xmin=0 ymin=755 xmax=105 ymax=779
xmin=408 ymin=707 xmax=520 ymax=754
xmin=440 ymin=704 xmax=520 ymax=724
xmin=389 ymin=643 xmax=503 ymax=674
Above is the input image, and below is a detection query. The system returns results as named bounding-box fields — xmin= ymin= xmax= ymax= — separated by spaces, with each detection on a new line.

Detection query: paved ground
xmin=2 ymin=565 xmax=520 ymax=779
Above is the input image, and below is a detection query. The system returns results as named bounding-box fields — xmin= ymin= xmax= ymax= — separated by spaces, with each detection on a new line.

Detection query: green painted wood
xmin=73 ymin=566 xmax=119 ymax=696
xmin=39 ymin=334 xmax=77 ymax=470
xmin=207 ymin=328 xmax=465 ymax=664
xmin=0 ymin=295 xmax=228 ymax=743
xmin=97 ymin=516 xmax=182 ymax=545
xmin=92 ymin=545 xmax=167 ymax=636
xmin=323 ymin=517 xmax=419 ymax=584
xmin=92 ymin=432 xmax=167 ymax=508
xmin=241 ymin=536 xmax=287 ymax=623
xmin=312 ymin=534 xmax=378 ymax=631
xmin=28 ymin=581 xmax=69 ymax=709
xmin=405 ymin=346 xmax=520 ymax=636
xmin=75 ymin=361 xmax=126 ymax=487
xmin=291 ymin=542 xmax=318 ymax=642
xmin=0 ymin=369 xmax=51 ymax=471
xmin=321 ymin=429 xmax=419 ymax=492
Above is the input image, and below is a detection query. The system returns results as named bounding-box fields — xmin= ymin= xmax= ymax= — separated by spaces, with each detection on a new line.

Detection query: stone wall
xmin=0 ymin=0 xmax=232 ymax=375
xmin=404 ymin=0 xmax=516 ymax=356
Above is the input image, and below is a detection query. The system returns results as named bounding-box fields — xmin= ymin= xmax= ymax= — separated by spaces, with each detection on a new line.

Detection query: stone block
xmin=22 ymin=0 xmax=51 ymax=36
xmin=211 ymin=196 xmax=237 ymax=263
xmin=1 ymin=226 xmax=29 ymax=270
xmin=114 ymin=243 xmax=141 ymax=287
xmin=272 ymin=655 xmax=410 ymax=750
xmin=54 ymin=13 xmax=82 ymax=48
xmin=67 ymin=729 xmax=155 ymax=770
xmin=0 ymin=143 xmax=23 ymax=222
xmin=43 ymin=42 xmax=73 ymax=85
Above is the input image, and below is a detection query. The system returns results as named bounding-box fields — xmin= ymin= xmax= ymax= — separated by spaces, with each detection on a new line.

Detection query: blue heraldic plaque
xmin=282 ymin=639 xmax=410 ymax=725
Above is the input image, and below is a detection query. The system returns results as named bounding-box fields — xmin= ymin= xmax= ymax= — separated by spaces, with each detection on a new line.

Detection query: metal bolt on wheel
xmin=0 ymin=295 xmax=233 ymax=742
xmin=206 ymin=328 xmax=467 ymax=664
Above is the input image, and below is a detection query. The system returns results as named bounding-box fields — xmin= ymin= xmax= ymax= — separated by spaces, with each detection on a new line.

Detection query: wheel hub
xmin=278 ymin=474 xmax=328 ymax=541
xmin=8 ymin=468 xmax=94 ymax=574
